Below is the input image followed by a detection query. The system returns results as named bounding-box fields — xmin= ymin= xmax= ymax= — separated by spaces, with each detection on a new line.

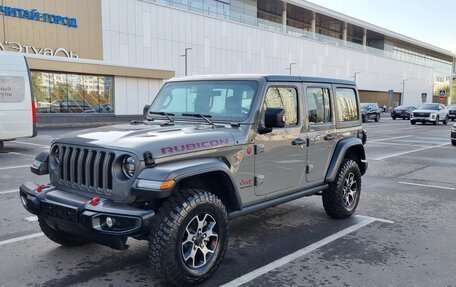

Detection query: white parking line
xmin=374 ymin=143 xmax=449 ymax=160
xmin=369 ymin=135 xmax=413 ymax=142
xmin=398 ymin=181 xmax=455 ymax=191
xmin=24 ymin=216 xmax=38 ymax=222
xmin=0 ymin=190 xmax=18 ymax=195
xmin=368 ymin=141 xmax=426 ymax=147
xmin=0 ymin=165 xmax=30 ymax=171
xmin=14 ymin=141 xmax=50 ymax=148
xmin=220 ymin=215 xmax=391 ymax=287
xmin=0 ymin=233 xmax=44 ymax=247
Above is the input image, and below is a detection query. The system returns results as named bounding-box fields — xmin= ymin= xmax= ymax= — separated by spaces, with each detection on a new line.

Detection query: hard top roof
xmin=167 ymin=74 xmax=356 ymax=85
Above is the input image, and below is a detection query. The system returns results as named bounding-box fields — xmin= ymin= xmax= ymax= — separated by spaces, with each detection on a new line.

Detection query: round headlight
xmin=122 ymin=156 xmax=136 ymax=178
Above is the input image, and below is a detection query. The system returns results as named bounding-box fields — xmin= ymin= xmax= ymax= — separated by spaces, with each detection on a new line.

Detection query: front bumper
xmin=19 ymin=182 xmax=155 ymax=250
xmin=411 ymin=115 xmax=436 ymax=122
xmin=451 ymin=131 xmax=456 ymax=140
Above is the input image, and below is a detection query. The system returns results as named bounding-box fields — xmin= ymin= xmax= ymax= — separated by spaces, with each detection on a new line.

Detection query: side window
xmin=306 ymin=87 xmax=331 ymax=124
xmin=335 ymin=88 xmax=359 ymax=121
xmin=264 ymin=86 xmax=298 ymax=126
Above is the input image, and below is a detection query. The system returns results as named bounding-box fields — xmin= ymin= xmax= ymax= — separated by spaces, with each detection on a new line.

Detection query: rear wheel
xmin=362 ymin=115 xmax=367 ymax=123
xmin=38 ymin=217 xmax=90 ymax=247
xmin=149 ymin=188 xmax=229 ymax=286
xmin=392 ymin=116 xmax=396 ymax=120
xmin=323 ymin=160 xmax=361 ymax=219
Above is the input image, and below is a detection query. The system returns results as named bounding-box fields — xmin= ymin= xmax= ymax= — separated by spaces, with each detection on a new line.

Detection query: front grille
xmin=55 ymin=145 xmax=115 ymax=194
xmin=449 ymin=110 xmax=456 ymax=115
xmin=413 ymin=112 xmax=430 ymax=117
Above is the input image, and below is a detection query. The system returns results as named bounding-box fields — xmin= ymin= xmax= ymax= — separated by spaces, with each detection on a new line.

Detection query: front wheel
xmin=149 ymin=188 xmax=229 ymax=286
xmin=433 ymin=116 xmax=439 ymax=125
xmin=323 ymin=160 xmax=361 ymax=219
xmin=452 ymin=140 xmax=456 ymax=146
xmin=392 ymin=116 xmax=396 ymax=120
xmin=374 ymin=114 xmax=380 ymax=122
xmin=411 ymin=120 xmax=416 ymax=125
xmin=443 ymin=116 xmax=449 ymax=125
xmin=38 ymin=217 xmax=90 ymax=247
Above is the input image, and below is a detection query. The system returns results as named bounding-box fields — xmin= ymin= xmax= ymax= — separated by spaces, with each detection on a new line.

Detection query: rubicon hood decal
xmin=161 ymin=139 xmax=230 ymax=155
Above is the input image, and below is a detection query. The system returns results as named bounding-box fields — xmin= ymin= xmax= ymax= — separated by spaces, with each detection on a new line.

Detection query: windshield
xmin=360 ymin=103 xmax=371 ymax=108
xmin=418 ymin=103 xmax=439 ymax=110
xmin=150 ymin=80 xmax=258 ymax=122
xmin=448 ymin=105 xmax=456 ymax=109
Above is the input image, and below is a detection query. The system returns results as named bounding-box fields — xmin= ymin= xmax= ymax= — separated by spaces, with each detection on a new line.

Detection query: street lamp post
xmin=180 ymin=48 xmax=192 ymax=76
xmin=354 ymin=71 xmax=360 ymax=84
xmin=286 ymin=62 xmax=296 ymax=75
xmin=401 ymin=79 xmax=408 ymax=100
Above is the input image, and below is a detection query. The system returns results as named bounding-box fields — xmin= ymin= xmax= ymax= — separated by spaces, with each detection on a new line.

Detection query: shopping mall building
xmin=1 ymin=0 xmax=455 ymax=125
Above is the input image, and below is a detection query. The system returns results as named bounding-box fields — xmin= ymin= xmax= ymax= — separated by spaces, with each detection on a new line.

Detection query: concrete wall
xmin=114 ymin=76 xmax=163 ymax=115
xmin=101 ymin=0 xmax=434 ymax=107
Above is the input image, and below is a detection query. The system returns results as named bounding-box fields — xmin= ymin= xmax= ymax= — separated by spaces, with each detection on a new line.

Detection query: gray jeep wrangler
xmin=20 ymin=75 xmax=367 ymax=286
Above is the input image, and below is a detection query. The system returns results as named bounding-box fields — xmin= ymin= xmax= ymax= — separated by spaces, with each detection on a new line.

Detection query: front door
xmin=305 ymin=85 xmax=336 ymax=183
xmin=254 ymin=84 xmax=307 ymax=196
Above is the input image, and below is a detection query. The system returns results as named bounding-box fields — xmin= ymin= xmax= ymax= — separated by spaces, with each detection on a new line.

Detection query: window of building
xmin=335 ymin=88 xmax=359 ymax=121
xmin=264 ymin=86 xmax=298 ymax=126
xmin=307 ymin=87 xmax=331 ymax=124
xmin=32 ymin=72 xmax=114 ymax=114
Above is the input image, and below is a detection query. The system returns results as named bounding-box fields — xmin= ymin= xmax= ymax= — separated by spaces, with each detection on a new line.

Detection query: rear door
xmin=0 ymin=53 xmax=34 ymax=141
xmin=305 ymin=84 xmax=336 ymax=183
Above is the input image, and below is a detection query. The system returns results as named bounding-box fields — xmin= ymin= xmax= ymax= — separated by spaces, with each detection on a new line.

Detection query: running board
xmin=229 ymin=184 xmax=328 ymax=219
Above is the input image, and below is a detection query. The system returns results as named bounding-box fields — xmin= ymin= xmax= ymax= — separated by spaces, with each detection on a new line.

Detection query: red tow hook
xmin=36 ymin=184 xmax=46 ymax=193
xmin=90 ymin=196 xmax=101 ymax=206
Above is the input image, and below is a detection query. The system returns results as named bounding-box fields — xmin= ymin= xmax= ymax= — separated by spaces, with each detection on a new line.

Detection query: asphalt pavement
xmin=0 ymin=118 xmax=455 ymax=287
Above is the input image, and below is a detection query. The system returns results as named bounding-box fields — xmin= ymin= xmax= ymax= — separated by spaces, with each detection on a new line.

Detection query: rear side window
xmin=306 ymin=87 xmax=331 ymax=124
xmin=335 ymin=88 xmax=359 ymax=121
xmin=264 ymin=86 xmax=298 ymax=126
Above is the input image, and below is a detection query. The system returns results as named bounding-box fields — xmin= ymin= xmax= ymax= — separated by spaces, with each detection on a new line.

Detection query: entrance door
xmin=305 ymin=85 xmax=336 ymax=183
xmin=254 ymin=84 xmax=307 ymax=197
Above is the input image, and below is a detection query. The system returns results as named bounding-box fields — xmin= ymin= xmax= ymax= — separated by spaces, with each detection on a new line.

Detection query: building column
xmin=343 ymin=22 xmax=347 ymax=45
xmin=282 ymin=2 xmax=287 ymax=34
xmin=311 ymin=12 xmax=316 ymax=38
xmin=363 ymin=28 xmax=367 ymax=50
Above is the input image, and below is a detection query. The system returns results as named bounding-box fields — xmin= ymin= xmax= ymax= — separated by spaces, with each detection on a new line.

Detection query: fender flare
xmin=325 ymin=137 xmax=367 ymax=183
xmin=133 ymin=157 xmax=242 ymax=209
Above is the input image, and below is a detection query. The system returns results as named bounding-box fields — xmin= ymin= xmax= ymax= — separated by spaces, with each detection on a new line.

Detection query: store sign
xmin=0 ymin=41 xmax=78 ymax=58
xmin=0 ymin=6 xmax=78 ymax=28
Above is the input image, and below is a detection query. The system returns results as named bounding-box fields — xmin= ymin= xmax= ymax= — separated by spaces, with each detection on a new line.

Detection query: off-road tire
xmin=323 ymin=159 xmax=361 ymax=219
xmin=149 ymin=188 xmax=229 ymax=286
xmin=38 ymin=217 xmax=90 ymax=247
xmin=374 ymin=113 xmax=380 ymax=122
xmin=443 ymin=116 xmax=448 ymax=125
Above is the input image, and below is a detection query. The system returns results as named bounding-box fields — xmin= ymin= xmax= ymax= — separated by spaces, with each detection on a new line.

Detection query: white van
xmin=0 ymin=53 xmax=37 ymax=148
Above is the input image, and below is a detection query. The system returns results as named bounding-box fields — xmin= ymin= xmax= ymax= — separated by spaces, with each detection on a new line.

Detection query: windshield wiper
xmin=148 ymin=111 xmax=175 ymax=122
xmin=182 ymin=113 xmax=214 ymax=125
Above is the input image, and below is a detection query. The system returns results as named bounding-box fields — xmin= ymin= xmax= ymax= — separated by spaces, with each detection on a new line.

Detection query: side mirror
xmin=143 ymin=104 xmax=151 ymax=117
xmin=259 ymin=108 xmax=285 ymax=134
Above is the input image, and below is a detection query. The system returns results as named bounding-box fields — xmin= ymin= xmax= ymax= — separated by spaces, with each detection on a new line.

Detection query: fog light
xmin=20 ymin=195 xmax=28 ymax=207
xmin=106 ymin=216 xmax=114 ymax=228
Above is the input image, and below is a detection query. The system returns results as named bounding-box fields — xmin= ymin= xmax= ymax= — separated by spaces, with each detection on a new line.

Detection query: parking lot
xmin=0 ymin=118 xmax=455 ymax=287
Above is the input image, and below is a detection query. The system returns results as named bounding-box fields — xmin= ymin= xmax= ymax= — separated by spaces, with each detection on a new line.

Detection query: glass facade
xmin=32 ymin=72 xmax=114 ymax=113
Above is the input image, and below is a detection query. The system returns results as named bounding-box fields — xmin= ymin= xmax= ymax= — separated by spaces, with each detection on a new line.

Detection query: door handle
xmin=324 ymin=134 xmax=336 ymax=141
xmin=292 ymin=138 xmax=306 ymax=145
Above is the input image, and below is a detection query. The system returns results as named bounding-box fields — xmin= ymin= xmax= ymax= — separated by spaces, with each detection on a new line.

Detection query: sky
xmin=305 ymin=0 xmax=456 ymax=53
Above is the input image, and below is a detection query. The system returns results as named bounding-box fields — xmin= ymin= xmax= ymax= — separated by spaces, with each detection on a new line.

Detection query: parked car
xmin=410 ymin=103 xmax=449 ymax=125
xmin=20 ymin=75 xmax=367 ymax=286
xmin=391 ymin=105 xmax=416 ymax=120
xmin=447 ymin=104 xmax=456 ymax=121
xmin=360 ymin=103 xmax=381 ymax=122
xmin=49 ymin=100 xmax=95 ymax=113
xmin=0 ymin=53 xmax=37 ymax=149
xmin=452 ymin=123 xmax=456 ymax=145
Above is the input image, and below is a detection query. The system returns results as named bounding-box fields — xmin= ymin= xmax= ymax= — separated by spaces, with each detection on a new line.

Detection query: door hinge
xmin=254 ymin=175 xmax=264 ymax=186
xmin=306 ymin=164 xmax=314 ymax=174
xmin=255 ymin=144 xmax=265 ymax=154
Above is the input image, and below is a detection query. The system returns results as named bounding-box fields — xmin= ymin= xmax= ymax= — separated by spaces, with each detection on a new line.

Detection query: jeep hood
xmin=55 ymin=123 xmax=237 ymax=159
